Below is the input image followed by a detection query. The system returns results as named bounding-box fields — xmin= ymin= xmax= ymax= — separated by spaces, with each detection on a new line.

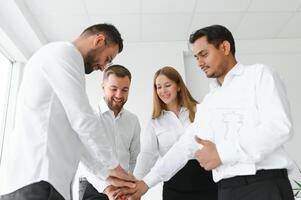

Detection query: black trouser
xmin=0 ymin=181 xmax=64 ymax=200
xmin=163 ymin=160 xmax=217 ymax=200
xmin=80 ymin=180 xmax=109 ymax=200
xmin=218 ymin=169 xmax=294 ymax=200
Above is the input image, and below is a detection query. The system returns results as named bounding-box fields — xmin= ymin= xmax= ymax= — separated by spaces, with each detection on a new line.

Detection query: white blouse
xmin=134 ymin=107 xmax=192 ymax=180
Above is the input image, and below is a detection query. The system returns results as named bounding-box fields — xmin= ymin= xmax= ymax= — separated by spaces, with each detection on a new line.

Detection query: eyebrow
xmin=156 ymin=81 xmax=171 ymax=86
xmin=109 ymin=85 xmax=129 ymax=90
xmin=194 ymin=50 xmax=206 ymax=58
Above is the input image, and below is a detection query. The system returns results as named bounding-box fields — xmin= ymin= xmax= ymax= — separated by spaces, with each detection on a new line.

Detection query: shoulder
xmin=41 ymin=42 xmax=74 ymax=53
xmin=243 ymin=63 xmax=275 ymax=75
xmin=92 ymin=104 xmax=101 ymax=116
xmin=241 ymin=63 xmax=282 ymax=85
xmin=38 ymin=42 xmax=81 ymax=61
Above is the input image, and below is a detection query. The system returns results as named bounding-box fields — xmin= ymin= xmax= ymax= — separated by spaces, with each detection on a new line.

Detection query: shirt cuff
xmin=94 ymin=159 xmax=119 ymax=180
xmin=216 ymin=140 xmax=241 ymax=165
xmin=86 ymin=175 xmax=109 ymax=193
xmin=98 ymin=182 xmax=110 ymax=193
xmin=142 ymin=171 xmax=162 ymax=188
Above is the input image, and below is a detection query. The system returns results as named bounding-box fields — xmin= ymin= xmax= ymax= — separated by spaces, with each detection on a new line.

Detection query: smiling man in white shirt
xmin=79 ymin=65 xmax=141 ymax=200
xmin=0 ymin=24 xmax=136 ymax=200
xmin=123 ymin=25 xmax=295 ymax=200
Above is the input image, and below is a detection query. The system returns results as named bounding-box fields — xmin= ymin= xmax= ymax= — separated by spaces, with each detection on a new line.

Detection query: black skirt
xmin=163 ymin=160 xmax=217 ymax=200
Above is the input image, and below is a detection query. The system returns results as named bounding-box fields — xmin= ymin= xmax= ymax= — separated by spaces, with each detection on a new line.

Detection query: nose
xmin=198 ymin=58 xmax=205 ymax=68
xmin=162 ymin=87 xmax=169 ymax=93
xmin=115 ymin=90 xmax=122 ymax=98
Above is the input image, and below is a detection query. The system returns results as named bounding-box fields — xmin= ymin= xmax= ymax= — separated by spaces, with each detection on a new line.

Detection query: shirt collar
xmin=98 ymin=98 xmax=110 ymax=114
xmin=228 ymin=62 xmax=244 ymax=76
xmin=210 ymin=62 xmax=244 ymax=89
xmin=162 ymin=106 xmax=188 ymax=115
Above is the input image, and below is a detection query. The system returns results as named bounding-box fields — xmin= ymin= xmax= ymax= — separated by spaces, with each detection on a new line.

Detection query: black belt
xmin=218 ymin=169 xmax=288 ymax=188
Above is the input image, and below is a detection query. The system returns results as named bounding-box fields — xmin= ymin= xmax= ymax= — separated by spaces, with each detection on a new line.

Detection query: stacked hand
xmin=104 ymin=180 xmax=149 ymax=200
xmin=103 ymin=185 xmax=120 ymax=200
xmin=194 ymin=136 xmax=222 ymax=170
xmin=107 ymin=165 xmax=136 ymax=188
xmin=125 ymin=180 xmax=148 ymax=200
xmin=104 ymin=165 xmax=148 ymax=200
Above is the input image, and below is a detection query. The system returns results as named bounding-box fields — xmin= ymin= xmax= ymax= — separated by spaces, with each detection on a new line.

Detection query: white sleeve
xmin=129 ymin=117 xmax=141 ymax=173
xmin=133 ymin=121 xmax=160 ymax=180
xmin=216 ymin=65 xmax=293 ymax=165
xmin=78 ymin=158 xmax=109 ymax=193
xmin=142 ymin=118 xmax=200 ymax=188
xmin=41 ymin=52 xmax=118 ymax=179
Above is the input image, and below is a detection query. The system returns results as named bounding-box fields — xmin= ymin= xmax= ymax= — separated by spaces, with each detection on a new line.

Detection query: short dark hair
xmin=189 ymin=25 xmax=235 ymax=55
xmin=81 ymin=23 xmax=123 ymax=53
xmin=103 ymin=64 xmax=131 ymax=82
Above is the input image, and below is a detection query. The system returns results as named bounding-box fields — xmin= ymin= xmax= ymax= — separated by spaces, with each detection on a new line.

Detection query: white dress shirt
xmin=143 ymin=63 xmax=294 ymax=188
xmin=79 ymin=98 xmax=141 ymax=192
xmin=0 ymin=42 xmax=118 ymax=200
xmin=134 ymin=107 xmax=192 ymax=182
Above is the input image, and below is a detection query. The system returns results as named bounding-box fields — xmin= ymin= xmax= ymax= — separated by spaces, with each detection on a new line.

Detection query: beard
xmin=205 ymin=72 xmax=215 ymax=78
xmin=106 ymin=98 xmax=127 ymax=114
xmin=84 ymin=63 xmax=94 ymax=74
xmin=84 ymin=47 xmax=103 ymax=74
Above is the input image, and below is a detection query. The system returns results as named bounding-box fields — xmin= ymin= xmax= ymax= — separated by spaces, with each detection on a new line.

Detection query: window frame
xmin=0 ymin=50 xmax=16 ymax=167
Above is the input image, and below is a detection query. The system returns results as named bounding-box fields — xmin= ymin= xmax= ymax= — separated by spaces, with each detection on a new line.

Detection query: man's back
xmin=0 ymin=42 xmax=113 ymax=200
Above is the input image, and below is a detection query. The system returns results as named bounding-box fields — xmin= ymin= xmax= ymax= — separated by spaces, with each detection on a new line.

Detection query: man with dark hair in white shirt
xmin=0 ymin=24 xmax=136 ymax=200
xmin=79 ymin=64 xmax=141 ymax=200
xmin=122 ymin=25 xmax=294 ymax=200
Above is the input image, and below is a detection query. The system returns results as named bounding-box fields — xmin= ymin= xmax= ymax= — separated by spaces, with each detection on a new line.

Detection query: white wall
xmin=184 ymin=38 xmax=301 ymax=183
xmin=85 ymin=41 xmax=187 ymax=200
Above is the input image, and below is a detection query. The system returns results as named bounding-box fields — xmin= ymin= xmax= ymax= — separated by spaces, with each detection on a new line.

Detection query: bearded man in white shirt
xmin=122 ymin=25 xmax=295 ymax=200
xmin=0 ymin=24 xmax=136 ymax=200
xmin=79 ymin=65 xmax=141 ymax=200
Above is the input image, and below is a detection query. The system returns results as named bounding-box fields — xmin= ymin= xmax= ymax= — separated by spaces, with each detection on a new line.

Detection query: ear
xmin=93 ymin=33 xmax=106 ymax=48
xmin=220 ymin=41 xmax=231 ymax=56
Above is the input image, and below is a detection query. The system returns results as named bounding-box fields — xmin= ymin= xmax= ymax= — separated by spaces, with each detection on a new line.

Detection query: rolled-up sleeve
xmin=134 ymin=121 xmax=159 ymax=180
xmin=129 ymin=118 xmax=141 ymax=173
xmin=142 ymin=118 xmax=200 ymax=188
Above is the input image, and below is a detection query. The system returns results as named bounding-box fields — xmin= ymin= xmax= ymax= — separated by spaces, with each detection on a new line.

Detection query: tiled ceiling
xmin=22 ymin=0 xmax=301 ymax=43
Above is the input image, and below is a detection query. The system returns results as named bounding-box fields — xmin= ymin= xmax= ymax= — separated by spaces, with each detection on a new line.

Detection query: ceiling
xmin=22 ymin=0 xmax=301 ymax=43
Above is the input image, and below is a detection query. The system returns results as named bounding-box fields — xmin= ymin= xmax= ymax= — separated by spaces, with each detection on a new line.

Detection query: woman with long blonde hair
xmin=134 ymin=66 xmax=217 ymax=200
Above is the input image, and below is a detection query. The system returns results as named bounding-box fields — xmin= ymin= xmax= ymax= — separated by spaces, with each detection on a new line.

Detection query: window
xmin=0 ymin=51 xmax=12 ymax=163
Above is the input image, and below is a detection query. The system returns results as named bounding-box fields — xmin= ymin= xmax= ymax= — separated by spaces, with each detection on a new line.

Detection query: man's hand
xmin=104 ymin=185 xmax=123 ymax=200
xmin=194 ymin=136 xmax=222 ymax=170
xmin=115 ymin=180 xmax=148 ymax=200
xmin=107 ymin=165 xmax=136 ymax=188
xmin=127 ymin=181 xmax=148 ymax=200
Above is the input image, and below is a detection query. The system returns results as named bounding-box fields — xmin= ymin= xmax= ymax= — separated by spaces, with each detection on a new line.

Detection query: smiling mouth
xmin=113 ymin=99 xmax=123 ymax=104
xmin=160 ymin=95 xmax=170 ymax=100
